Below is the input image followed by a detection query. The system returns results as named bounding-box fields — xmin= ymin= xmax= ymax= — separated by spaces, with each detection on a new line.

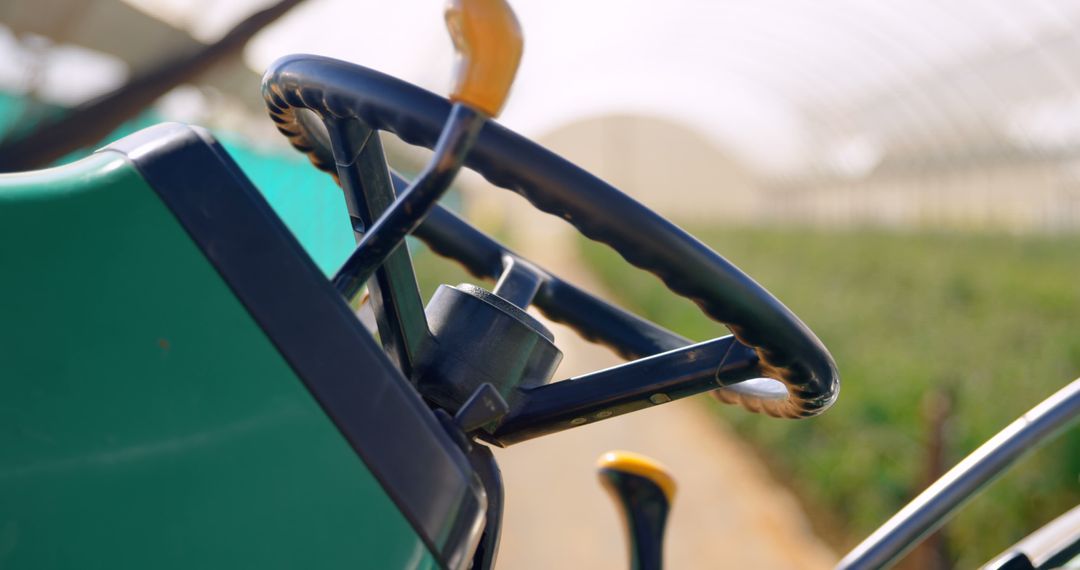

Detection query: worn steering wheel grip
xmin=261 ymin=55 xmax=839 ymax=419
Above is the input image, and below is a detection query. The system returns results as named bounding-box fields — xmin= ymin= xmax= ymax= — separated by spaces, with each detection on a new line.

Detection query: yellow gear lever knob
xmin=597 ymin=451 xmax=677 ymax=570
xmin=445 ymin=0 xmax=523 ymax=117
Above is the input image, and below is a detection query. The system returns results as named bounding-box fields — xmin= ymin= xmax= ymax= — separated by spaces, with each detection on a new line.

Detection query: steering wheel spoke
xmin=495 ymin=336 xmax=759 ymax=444
xmin=323 ymin=116 xmax=431 ymax=378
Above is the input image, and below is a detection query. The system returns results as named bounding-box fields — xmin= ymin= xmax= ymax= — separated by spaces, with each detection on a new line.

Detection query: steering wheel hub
xmin=421 ymin=283 xmax=563 ymax=414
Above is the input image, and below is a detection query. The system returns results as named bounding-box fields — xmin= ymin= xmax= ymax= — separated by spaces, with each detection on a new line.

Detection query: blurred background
xmin=2 ymin=0 xmax=1079 ymax=568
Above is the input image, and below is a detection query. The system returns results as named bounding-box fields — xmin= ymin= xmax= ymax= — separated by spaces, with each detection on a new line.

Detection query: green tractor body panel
xmin=0 ymin=125 xmax=482 ymax=569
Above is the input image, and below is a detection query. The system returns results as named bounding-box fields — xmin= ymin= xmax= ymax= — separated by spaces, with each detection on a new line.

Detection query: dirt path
xmin=487 ymin=211 xmax=837 ymax=569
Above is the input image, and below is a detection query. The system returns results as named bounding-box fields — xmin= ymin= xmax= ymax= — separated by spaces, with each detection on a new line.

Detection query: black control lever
xmin=598 ymin=451 xmax=677 ymax=570
xmin=332 ymin=0 xmax=523 ymax=303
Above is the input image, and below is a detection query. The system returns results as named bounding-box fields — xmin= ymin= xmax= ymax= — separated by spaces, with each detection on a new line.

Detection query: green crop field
xmin=577 ymin=227 xmax=1080 ymax=568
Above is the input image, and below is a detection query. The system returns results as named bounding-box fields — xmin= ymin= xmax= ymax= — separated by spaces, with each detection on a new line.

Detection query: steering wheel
xmin=261 ymin=54 xmax=839 ymax=433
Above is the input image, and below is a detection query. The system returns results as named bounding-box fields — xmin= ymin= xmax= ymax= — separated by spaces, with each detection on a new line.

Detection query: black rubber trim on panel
xmin=101 ymin=123 xmax=482 ymax=569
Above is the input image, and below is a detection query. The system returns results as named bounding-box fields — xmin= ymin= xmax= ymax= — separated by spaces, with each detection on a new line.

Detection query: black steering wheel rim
xmin=262 ymin=54 xmax=839 ymax=419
